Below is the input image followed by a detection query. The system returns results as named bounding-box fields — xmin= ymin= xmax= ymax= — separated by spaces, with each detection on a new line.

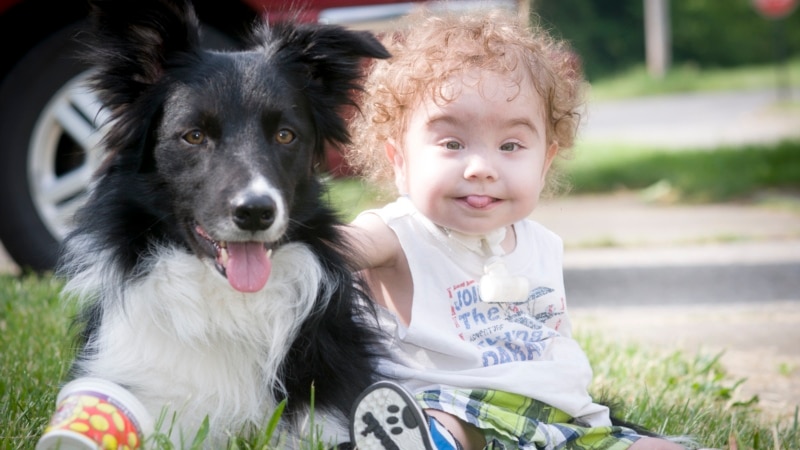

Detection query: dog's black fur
xmin=58 ymin=0 xmax=390 ymax=445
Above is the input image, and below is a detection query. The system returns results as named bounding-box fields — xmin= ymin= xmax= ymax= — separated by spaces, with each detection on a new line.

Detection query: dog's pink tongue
xmin=226 ymin=242 xmax=271 ymax=293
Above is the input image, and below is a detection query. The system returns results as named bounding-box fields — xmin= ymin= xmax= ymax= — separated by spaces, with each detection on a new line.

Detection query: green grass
xmin=588 ymin=58 xmax=800 ymax=101
xmin=2 ymin=273 xmax=798 ymax=449
xmin=322 ymin=176 xmax=386 ymax=222
xmin=0 ymin=275 xmax=74 ymax=448
xmin=579 ymin=333 xmax=800 ymax=449
xmin=559 ymin=139 xmax=800 ymax=203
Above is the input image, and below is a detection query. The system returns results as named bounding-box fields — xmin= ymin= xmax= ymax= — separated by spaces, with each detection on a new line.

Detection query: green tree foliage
xmin=533 ymin=0 xmax=800 ymax=80
xmin=671 ymin=0 xmax=799 ymax=67
xmin=533 ymin=0 xmax=645 ymax=80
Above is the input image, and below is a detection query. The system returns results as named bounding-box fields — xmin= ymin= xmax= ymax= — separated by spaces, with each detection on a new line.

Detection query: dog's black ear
xmin=263 ymin=23 xmax=390 ymax=151
xmin=81 ymin=0 xmax=201 ymax=112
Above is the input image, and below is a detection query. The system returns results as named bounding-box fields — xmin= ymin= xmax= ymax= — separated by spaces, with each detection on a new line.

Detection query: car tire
xmin=0 ymin=23 xmax=91 ymax=273
xmin=0 ymin=21 xmax=237 ymax=273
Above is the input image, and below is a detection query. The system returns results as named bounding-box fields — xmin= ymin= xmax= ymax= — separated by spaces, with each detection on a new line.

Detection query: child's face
xmin=389 ymin=70 xmax=557 ymax=236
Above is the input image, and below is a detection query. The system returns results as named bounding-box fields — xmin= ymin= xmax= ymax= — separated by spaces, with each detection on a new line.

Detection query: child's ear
xmin=385 ymin=139 xmax=400 ymax=164
xmin=385 ymin=139 xmax=408 ymax=194
xmin=542 ymin=141 xmax=559 ymax=177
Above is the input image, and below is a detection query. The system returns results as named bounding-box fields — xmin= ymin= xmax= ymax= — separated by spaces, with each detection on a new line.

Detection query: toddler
xmin=344 ymin=7 xmax=687 ymax=450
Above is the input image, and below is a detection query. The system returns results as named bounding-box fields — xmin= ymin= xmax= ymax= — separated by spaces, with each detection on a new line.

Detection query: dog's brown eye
xmin=275 ymin=129 xmax=295 ymax=145
xmin=183 ymin=129 xmax=206 ymax=145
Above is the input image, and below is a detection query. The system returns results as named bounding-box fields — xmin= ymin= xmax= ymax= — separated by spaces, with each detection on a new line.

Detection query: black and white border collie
xmin=58 ymin=0 xmax=390 ymax=446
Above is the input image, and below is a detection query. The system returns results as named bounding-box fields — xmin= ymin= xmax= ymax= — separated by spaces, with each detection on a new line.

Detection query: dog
xmin=56 ymin=0 xmax=390 ymax=446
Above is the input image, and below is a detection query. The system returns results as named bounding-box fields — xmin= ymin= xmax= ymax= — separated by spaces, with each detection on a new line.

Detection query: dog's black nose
xmin=232 ymin=195 xmax=276 ymax=231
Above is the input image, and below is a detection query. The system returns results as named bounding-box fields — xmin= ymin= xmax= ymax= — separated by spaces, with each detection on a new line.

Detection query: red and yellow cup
xmin=37 ymin=377 xmax=153 ymax=450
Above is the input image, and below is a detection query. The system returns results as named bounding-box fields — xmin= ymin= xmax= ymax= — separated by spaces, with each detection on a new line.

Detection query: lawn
xmin=586 ymin=58 xmax=800 ymax=101
xmin=561 ymin=139 xmax=800 ymax=204
xmin=2 ymin=273 xmax=798 ymax=449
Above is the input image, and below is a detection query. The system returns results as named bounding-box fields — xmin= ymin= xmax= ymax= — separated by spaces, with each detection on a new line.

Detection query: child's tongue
xmin=226 ymin=242 xmax=271 ymax=292
xmin=465 ymin=195 xmax=493 ymax=208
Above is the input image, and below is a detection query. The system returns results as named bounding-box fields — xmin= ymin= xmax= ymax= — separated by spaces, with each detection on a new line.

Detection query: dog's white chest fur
xmin=66 ymin=242 xmax=330 ymax=446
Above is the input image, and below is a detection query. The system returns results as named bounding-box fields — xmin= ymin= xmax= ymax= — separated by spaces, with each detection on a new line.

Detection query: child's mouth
xmin=462 ymin=195 xmax=497 ymax=208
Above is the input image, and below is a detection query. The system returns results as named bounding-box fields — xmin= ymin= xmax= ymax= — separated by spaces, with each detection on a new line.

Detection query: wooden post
xmin=518 ymin=0 xmax=531 ymax=22
xmin=644 ymin=0 xmax=671 ymax=79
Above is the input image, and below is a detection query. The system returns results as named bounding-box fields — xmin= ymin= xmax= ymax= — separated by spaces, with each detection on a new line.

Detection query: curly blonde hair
xmin=346 ymin=7 xmax=586 ymax=196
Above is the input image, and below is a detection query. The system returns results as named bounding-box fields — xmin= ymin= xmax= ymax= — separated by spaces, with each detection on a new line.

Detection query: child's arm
xmin=344 ymin=212 xmax=401 ymax=271
xmin=343 ymin=213 xmax=414 ymax=322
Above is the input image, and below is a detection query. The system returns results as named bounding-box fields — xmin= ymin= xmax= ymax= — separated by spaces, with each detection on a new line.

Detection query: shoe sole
xmin=350 ymin=381 xmax=435 ymax=450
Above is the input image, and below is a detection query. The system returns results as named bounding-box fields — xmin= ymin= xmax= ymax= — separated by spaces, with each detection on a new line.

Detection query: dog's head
xmin=81 ymin=0 xmax=389 ymax=292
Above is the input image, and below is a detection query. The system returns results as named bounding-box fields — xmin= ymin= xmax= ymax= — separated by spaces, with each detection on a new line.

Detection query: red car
xmin=2 ymin=0 xmax=506 ymax=272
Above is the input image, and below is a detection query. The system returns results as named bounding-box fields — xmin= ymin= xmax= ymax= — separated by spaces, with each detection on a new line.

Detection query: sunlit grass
xmin=0 ymin=274 xmax=72 ymax=448
xmin=588 ymin=58 xmax=800 ymax=101
xmin=577 ymin=331 xmax=799 ymax=448
xmin=560 ymin=139 xmax=800 ymax=203
xmin=324 ymin=176 xmax=386 ymax=222
xmin=2 ymin=273 xmax=798 ymax=449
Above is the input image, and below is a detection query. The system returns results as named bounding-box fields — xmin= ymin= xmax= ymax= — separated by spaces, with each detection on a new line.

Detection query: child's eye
xmin=444 ymin=141 xmax=462 ymax=150
xmin=500 ymin=142 xmax=520 ymax=152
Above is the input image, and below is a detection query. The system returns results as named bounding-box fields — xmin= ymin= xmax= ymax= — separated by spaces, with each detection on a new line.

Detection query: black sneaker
xmin=350 ymin=381 xmax=435 ymax=450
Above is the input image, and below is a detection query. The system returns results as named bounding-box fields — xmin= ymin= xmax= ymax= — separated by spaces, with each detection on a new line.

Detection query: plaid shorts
xmin=417 ymin=388 xmax=642 ymax=450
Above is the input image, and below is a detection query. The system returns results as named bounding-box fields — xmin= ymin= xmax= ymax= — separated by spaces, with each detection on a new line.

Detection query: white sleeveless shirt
xmin=365 ymin=197 xmax=611 ymax=426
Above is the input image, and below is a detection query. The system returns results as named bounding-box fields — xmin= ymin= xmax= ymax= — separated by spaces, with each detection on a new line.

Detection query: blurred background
xmin=538 ymin=0 xmax=800 ymax=83
xmin=1 ymin=0 xmax=799 ymax=274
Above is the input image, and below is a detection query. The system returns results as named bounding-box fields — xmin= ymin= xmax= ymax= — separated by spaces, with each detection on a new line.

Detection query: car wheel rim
xmin=28 ymin=71 xmax=109 ymax=241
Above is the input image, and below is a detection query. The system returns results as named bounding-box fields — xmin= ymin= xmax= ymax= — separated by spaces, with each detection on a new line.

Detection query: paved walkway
xmin=581 ymin=87 xmax=800 ymax=149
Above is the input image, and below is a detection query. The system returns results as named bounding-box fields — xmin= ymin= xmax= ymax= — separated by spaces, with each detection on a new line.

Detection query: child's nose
xmin=463 ymin=154 xmax=498 ymax=180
